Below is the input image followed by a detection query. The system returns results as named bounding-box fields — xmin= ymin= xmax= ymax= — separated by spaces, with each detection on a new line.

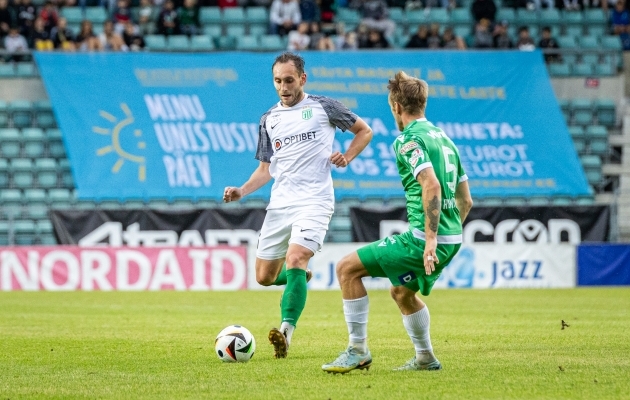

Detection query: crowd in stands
xmin=0 ymin=0 xmax=626 ymax=57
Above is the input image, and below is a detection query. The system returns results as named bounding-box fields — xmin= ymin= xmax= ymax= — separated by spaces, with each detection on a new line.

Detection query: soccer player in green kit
xmin=322 ymin=71 xmax=473 ymax=373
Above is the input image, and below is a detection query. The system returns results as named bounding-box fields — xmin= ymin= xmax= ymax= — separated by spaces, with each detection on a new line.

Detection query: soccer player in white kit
xmin=223 ymin=52 xmax=373 ymax=359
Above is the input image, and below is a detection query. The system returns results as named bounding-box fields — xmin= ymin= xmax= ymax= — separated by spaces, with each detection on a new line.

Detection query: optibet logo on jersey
xmin=302 ymin=107 xmax=312 ymax=120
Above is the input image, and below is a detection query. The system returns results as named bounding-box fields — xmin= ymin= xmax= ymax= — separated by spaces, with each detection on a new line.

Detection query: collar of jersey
xmin=277 ymin=92 xmax=309 ymax=109
xmin=402 ymin=118 xmax=427 ymax=133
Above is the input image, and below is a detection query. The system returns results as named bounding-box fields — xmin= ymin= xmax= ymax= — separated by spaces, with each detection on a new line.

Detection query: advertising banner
xmin=35 ymin=51 xmax=589 ymax=201
xmin=50 ymin=208 xmax=265 ymax=246
xmin=577 ymin=244 xmax=630 ymax=286
xmin=0 ymin=246 xmax=248 ymax=291
xmin=308 ymin=243 xmax=575 ymax=290
xmin=350 ymin=205 xmax=609 ymax=243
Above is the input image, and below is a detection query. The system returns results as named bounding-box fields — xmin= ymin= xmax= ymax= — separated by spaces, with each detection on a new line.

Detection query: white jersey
xmin=255 ymin=93 xmax=358 ymax=210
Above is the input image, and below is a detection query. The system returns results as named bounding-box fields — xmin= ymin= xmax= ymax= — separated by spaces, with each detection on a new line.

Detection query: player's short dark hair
xmin=387 ymin=71 xmax=428 ymax=116
xmin=272 ymin=52 xmax=305 ymax=76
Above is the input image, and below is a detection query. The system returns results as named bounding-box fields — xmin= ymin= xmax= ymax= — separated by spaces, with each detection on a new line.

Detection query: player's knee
xmin=255 ymin=271 xmax=275 ymax=286
xmin=285 ymin=252 xmax=308 ymax=269
xmin=390 ymin=286 xmax=411 ymax=303
xmin=336 ymin=255 xmax=356 ymax=283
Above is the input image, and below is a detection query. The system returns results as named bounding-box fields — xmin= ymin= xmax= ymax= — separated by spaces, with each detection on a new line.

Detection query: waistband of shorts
xmin=412 ymin=228 xmax=462 ymax=244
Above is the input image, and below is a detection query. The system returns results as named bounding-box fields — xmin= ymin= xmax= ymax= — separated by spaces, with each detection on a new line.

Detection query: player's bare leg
xmin=322 ymin=252 xmax=373 ymax=374
xmin=391 ymin=286 xmax=441 ymax=371
xmin=268 ymin=244 xmax=312 ymax=359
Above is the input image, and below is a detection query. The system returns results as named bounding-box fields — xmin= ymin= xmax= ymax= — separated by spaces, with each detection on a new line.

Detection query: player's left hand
xmin=423 ymin=238 xmax=439 ymax=276
xmin=330 ymin=151 xmax=348 ymax=167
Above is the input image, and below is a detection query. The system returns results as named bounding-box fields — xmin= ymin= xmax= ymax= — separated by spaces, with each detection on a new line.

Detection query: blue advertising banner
xmin=577 ymin=244 xmax=630 ymax=286
xmin=35 ymin=51 xmax=590 ymax=201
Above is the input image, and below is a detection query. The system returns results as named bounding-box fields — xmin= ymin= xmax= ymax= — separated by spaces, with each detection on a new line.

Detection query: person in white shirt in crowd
xmin=4 ymin=26 xmax=28 ymax=61
xmin=223 ymin=52 xmax=372 ymax=359
xmin=287 ymin=21 xmax=310 ymax=50
xmin=269 ymin=0 xmax=301 ymax=36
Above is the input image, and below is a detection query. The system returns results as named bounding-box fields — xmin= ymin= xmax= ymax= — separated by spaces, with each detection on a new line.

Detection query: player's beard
xmin=280 ymin=89 xmax=304 ymax=107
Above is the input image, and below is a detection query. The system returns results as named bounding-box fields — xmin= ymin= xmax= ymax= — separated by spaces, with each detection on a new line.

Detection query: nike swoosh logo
xmin=271 ymin=123 xmax=279 ymax=129
xmin=300 ymin=228 xmax=312 ymax=232
xmin=304 ymin=238 xmax=316 ymax=242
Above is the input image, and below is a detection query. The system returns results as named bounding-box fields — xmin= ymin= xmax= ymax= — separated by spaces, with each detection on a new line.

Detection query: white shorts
xmin=256 ymin=205 xmax=334 ymax=260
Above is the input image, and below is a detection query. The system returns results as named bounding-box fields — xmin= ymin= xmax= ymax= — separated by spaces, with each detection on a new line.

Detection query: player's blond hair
xmin=387 ymin=71 xmax=428 ymax=116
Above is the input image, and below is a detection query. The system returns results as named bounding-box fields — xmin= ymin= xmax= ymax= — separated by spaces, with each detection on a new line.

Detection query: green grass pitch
xmin=1 ymin=288 xmax=629 ymax=399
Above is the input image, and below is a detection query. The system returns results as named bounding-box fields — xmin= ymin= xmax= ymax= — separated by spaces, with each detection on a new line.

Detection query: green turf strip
xmin=0 ymin=288 xmax=628 ymax=399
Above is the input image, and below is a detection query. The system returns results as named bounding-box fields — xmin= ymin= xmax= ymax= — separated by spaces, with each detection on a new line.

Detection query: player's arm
xmin=455 ymin=180 xmax=473 ymax=222
xmin=417 ymin=167 xmax=441 ymax=275
xmin=223 ymin=161 xmax=272 ymax=203
xmin=330 ymin=117 xmax=372 ymax=167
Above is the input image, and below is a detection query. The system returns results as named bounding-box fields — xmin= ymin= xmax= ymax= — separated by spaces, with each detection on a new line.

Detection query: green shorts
xmin=357 ymin=230 xmax=461 ymax=296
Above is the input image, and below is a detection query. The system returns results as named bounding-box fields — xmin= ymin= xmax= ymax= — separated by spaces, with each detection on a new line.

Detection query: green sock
xmin=272 ymin=263 xmax=287 ymax=286
xmin=281 ymin=269 xmax=307 ymax=327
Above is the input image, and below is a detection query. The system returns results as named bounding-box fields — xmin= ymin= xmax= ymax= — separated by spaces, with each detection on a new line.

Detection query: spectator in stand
xmin=539 ymin=26 xmax=560 ymax=62
xmin=442 ymin=26 xmax=466 ymax=49
xmin=123 ymin=20 xmax=145 ymax=50
xmin=178 ymin=0 xmax=200 ymax=36
xmin=137 ymin=0 xmax=155 ymax=35
xmin=529 ymin=0 xmax=553 ymax=10
xmin=300 ymin=0 xmax=320 ymax=22
xmin=611 ymin=0 xmax=630 ymax=50
xmin=112 ymin=0 xmax=133 ymax=34
xmin=50 ymin=16 xmax=74 ymax=50
xmin=360 ymin=28 xmax=389 ymax=48
xmin=319 ymin=0 xmax=335 ymax=24
xmin=473 ymin=17 xmax=493 ymax=48
xmin=427 ymin=23 xmax=442 ymax=48
xmin=27 ymin=16 xmax=53 ymax=49
xmin=350 ymin=0 xmax=395 ymax=38
xmin=516 ymin=26 xmax=535 ymax=50
xmin=218 ymin=0 xmax=237 ymax=8
xmin=99 ymin=20 xmax=128 ymax=50
xmin=4 ymin=26 xmax=28 ymax=61
xmin=356 ymin=22 xmax=370 ymax=47
xmin=269 ymin=0 xmax=301 ymax=36
xmin=406 ymin=25 xmax=429 ymax=48
xmin=562 ymin=0 xmax=581 ymax=10
xmin=471 ymin=0 xmax=496 ymax=23
xmin=0 ymin=0 xmax=16 ymax=39
xmin=38 ymin=0 xmax=58 ymax=32
xmin=16 ymin=0 xmax=36 ymax=37
xmin=493 ymin=20 xmax=513 ymax=48
xmin=339 ymin=30 xmax=358 ymax=49
xmin=74 ymin=20 xmax=101 ymax=51
xmin=157 ymin=0 xmax=180 ymax=35
xmin=287 ymin=21 xmax=310 ymax=49
xmin=308 ymin=21 xmax=324 ymax=48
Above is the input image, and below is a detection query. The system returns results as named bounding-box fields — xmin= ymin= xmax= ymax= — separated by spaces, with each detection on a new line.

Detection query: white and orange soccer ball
xmin=215 ymin=325 xmax=256 ymax=363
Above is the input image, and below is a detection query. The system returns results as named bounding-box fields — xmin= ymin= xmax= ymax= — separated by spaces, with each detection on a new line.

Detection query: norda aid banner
xmin=0 ymin=246 xmax=248 ymax=291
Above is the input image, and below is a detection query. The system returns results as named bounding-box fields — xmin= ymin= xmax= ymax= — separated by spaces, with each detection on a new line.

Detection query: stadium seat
xmin=584 ymin=169 xmax=603 ymax=185
xmin=583 ymin=8 xmax=606 ymax=25
xmin=573 ymin=139 xmax=586 ymax=154
xmin=450 ymin=8 xmax=472 ymax=26
xmin=33 ymin=100 xmax=56 ymax=128
xmin=548 ymin=63 xmax=570 ymax=77
xmin=601 ymin=35 xmax=622 ymax=51
xmin=16 ymin=63 xmax=36 ymax=78
xmin=0 ymin=101 xmax=8 ymax=127
xmin=539 ymin=8 xmax=561 ymax=26
xmin=586 ymin=25 xmax=606 ymax=37
xmin=48 ymin=188 xmax=73 ymax=204
xmin=580 ymin=154 xmax=602 ymax=170
xmin=568 ymin=125 xmax=584 ymax=139
xmin=226 ymin=24 xmax=246 ymax=38
xmin=496 ymin=8 xmax=516 ymax=24
xmin=337 ymin=8 xmax=361 ymax=25
xmin=85 ymin=7 xmax=108 ymax=23
xmin=572 ymin=63 xmax=594 ymax=77
xmin=245 ymin=6 xmax=268 ymax=24
xmin=200 ymin=7 xmax=222 ymax=24
xmin=259 ymin=35 xmax=284 ymax=51
xmin=40 ymin=235 xmax=57 ymax=245
xmin=24 ymin=189 xmax=46 ymax=204
xmin=22 ymin=128 xmax=46 ymax=158
xmin=26 ymin=204 xmax=48 ymax=219
xmin=515 ymin=9 xmax=537 ymax=25
xmin=190 ymin=35 xmax=215 ymax=51
xmin=0 ymin=63 xmax=14 ymax=78
xmin=564 ymin=25 xmax=583 ymax=38
xmin=249 ymin=24 xmax=267 ymax=37
xmin=0 ymin=128 xmax=21 ymax=158
xmin=589 ymin=138 xmax=608 ymax=156
xmin=61 ymin=7 xmax=84 ymax=24
xmin=167 ymin=35 xmax=190 ymax=51
xmin=594 ymin=99 xmax=616 ymax=126
xmin=222 ymin=7 xmax=245 ymax=24
xmin=551 ymin=197 xmax=572 ymax=205
xmin=579 ymin=36 xmax=599 ymax=50
xmin=36 ymin=219 xmax=53 ymax=235
xmin=581 ymin=53 xmax=599 ymax=65
xmin=145 ymin=35 xmax=167 ymax=51
xmin=37 ymin=170 xmax=58 ymax=188
xmin=571 ymin=98 xmax=593 ymax=126
xmin=236 ymin=35 xmax=259 ymax=51
xmin=0 ymin=189 xmax=23 ymax=206
xmin=585 ymin=125 xmax=607 ymax=139
xmin=389 ymin=7 xmax=404 ymax=24
xmin=562 ymin=10 xmax=583 ymax=28
xmin=427 ymin=8 xmax=449 ymax=24
xmin=557 ymin=35 xmax=578 ymax=50
xmin=10 ymin=158 xmax=34 ymax=189
xmin=204 ymin=25 xmax=222 ymax=38
xmin=9 ymin=100 xmax=33 ymax=128
xmin=216 ymin=36 xmax=237 ymax=50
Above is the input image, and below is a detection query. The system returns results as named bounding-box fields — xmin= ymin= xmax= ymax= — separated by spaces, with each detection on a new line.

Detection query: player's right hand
xmin=223 ymin=187 xmax=243 ymax=203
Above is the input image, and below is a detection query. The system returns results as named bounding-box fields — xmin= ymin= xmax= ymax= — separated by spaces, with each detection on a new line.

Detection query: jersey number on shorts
xmin=442 ymin=146 xmax=457 ymax=195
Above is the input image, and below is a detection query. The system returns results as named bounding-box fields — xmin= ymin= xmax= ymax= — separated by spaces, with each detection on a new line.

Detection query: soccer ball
xmin=215 ymin=325 xmax=256 ymax=363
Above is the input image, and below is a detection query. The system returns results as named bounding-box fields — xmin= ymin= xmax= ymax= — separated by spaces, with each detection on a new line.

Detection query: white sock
xmin=343 ymin=296 xmax=369 ymax=353
xmin=402 ymin=306 xmax=433 ymax=354
xmin=279 ymin=322 xmax=295 ymax=347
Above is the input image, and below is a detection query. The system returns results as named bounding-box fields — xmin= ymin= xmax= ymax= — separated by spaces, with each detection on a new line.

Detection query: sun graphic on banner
xmin=92 ymin=103 xmax=146 ymax=182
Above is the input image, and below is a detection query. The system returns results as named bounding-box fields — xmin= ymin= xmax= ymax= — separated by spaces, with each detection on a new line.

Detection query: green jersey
xmin=392 ymin=118 xmax=468 ymax=244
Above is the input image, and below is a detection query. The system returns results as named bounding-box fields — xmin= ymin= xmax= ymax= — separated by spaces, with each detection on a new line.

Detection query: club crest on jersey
xmin=273 ymin=139 xmax=282 ymax=151
xmin=399 ymin=141 xmax=418 ymax=154
xmin=302 ymin=107 xmax=312 ymax=120
xmin=409 ymin=148 xmax=424 ymax=167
